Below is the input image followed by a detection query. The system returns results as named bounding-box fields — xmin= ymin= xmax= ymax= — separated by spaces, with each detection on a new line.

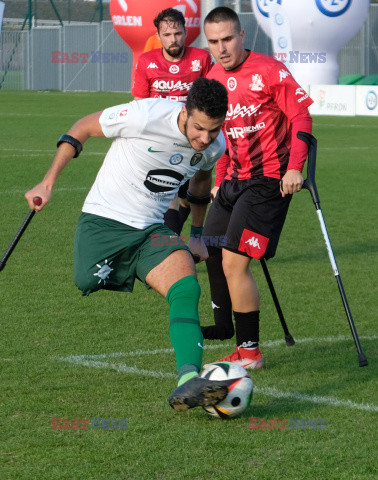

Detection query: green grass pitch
xmin=0 ymin=90 xmax=377 ymax=480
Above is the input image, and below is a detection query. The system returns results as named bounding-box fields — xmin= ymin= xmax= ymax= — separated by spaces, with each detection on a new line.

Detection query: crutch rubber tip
xmin=358 ymin=353 xmax=368 ymax=367
xmin=285 ymin=334 xmax=295 ymax=347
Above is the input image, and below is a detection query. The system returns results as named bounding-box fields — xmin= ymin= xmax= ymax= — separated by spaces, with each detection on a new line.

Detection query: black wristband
xmin=57 ymin=134 xmax=83 ymax=158
xmin=186 ymin=190 xmax=211 ymax=205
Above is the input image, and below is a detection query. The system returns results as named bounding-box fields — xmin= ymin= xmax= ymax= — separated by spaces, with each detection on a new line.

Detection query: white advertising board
xmin=309 ymin=85 xmax=356 ymax=116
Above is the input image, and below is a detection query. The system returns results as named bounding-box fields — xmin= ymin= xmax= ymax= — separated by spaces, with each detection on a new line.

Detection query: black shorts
xmin=203 ymin=177 xmax=292 ymax=260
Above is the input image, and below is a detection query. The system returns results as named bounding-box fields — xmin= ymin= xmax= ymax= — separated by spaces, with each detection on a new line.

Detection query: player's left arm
xmin=187 ymin=169 xmax=213 ymax=262
xmin=188 ymin=168 xmax=212 ymax=227
xmin=281 ymin=108 xmax=312 ymax=196
xmin=266 ymin=62 xmax=313 ymax=197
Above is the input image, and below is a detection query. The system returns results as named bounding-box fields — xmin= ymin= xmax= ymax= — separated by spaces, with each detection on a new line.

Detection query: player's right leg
xmin=140 ymin=240 xmax=228 ymax=411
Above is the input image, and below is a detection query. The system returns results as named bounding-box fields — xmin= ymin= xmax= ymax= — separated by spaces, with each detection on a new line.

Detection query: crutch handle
xmin=297 ymin=132 xmax=320 ymax=206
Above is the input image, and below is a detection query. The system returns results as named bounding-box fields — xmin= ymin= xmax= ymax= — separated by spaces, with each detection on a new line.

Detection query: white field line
xmin=60 ymin=334 xmax=378 ymax=362
xmin=58 ymin=335 xmax=378 ymax=413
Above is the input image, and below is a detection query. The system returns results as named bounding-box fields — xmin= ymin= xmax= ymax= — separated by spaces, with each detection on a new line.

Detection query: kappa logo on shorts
xmin=239 ymin=229 xmax=269 ymax=260
xmin=245 ymin=237 xmax=261 ymax=249
xmin=93 ymin=259 xmax=114 ymax=285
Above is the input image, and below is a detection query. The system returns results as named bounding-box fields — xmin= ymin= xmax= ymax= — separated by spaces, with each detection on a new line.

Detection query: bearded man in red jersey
xmin=201 ymin=7 xmax=313 ymax=369
xmin=133 ymin=8 xmax=213 ymax=235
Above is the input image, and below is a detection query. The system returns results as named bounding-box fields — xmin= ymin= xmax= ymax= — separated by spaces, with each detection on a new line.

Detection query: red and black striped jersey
xmin=132 ymin=47 xmax=213 ymax=102
xmin=207 ymin=51 xmax=313 ymax=181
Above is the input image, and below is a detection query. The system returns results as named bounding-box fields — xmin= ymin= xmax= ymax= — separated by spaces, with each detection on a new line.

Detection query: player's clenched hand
xmin=25 ymin=183 xmax=52 ymax=211
xmin=280 ymin=169 xmax=304 ymax=197
xmin=188 ymin=236 xmax=209 ymax=264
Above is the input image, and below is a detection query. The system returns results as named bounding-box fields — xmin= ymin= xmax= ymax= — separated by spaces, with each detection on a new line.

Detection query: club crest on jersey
xmin=279 ymin=69 xmax=291 ymax=82
xmin=191 ymin=59 xmax=201 ymax=72
xmin=169 ymin=64 xmax=180 ymax=74
xmin=227 ymin=77 xmax=237 ymax=91
xmin=249 ymin=74 xmax=264 ymax=91
xmin=190 ymin=153 xmax=203 ymax=166
xmin=169 ymin=153 xmax=183 ymax=165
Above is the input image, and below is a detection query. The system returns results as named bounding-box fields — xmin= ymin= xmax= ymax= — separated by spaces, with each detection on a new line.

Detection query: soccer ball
xmin=200 ymin=362 xmax=253 ymax=419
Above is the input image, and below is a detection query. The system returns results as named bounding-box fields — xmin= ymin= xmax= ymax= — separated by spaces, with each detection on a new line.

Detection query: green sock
xmin=166 ymin=276 xmax=204 ymax=378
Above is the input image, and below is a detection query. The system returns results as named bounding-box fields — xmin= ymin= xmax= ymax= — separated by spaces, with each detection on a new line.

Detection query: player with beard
xmin=201 ymin=7 xmax=313 ymax=369
xmin=132 ymin=8 xmax=213 ymax=235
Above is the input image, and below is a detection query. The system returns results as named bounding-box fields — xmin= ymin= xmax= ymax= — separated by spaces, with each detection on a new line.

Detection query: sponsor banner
xmin=309 ymin=85 xmax=355 ymax=116
xmin=356 ymin=86 xmax=378 ymax=117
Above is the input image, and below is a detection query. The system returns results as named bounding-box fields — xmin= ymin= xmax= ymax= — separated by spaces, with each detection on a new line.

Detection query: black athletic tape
xmin=186 ymin=190 xmax=211 ymax=205
xmin=57 ymin=134 xmax=83 ymax=158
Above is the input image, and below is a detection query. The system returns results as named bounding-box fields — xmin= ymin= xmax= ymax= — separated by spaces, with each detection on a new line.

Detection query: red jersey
xmin=132 ymin=47 xmax=213 ymax=102
xmin=207 ymin=51 xmax=313 ymax=182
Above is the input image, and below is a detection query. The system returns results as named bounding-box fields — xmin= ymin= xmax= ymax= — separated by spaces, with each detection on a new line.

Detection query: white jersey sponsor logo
xmin=245 ymin=237 xmax=261 ymax=249
xmin=249 ymin=74 xmax=264 ymax=91
xmin=169 ymin=64 xmax=180 ymax=74
xmin=152 ymin=79 xmax=192 ymax=92
xmin=147 ymin=62 xmax=158 ymax=69
xmin=226 ymin=122 xmax=266 ymax=139
xmin=226 ymin=103 xmax=261 ymax=119
xmin=227 ymin=77 xmax=237 ymax=91
xmin=191 ymin=59 xmax=201 ymax=72
xmin=279 ymin=69 xmax=291 ymax=82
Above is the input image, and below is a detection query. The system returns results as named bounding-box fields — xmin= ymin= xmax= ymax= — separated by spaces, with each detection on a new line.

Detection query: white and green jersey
xmin=82 ymin=98 xmax=226 ymax=229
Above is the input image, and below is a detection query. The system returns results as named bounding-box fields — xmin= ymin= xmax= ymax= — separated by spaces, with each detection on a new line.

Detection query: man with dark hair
xmin=133 ymin=8 xmax=212 ymax=102
xmin=132 ymin=7 xmax=213 ymax=235
xmin=25 ymin=78 xmax=229 ymax=411
xmin=201 ymin=7 xmax=313 ymax=369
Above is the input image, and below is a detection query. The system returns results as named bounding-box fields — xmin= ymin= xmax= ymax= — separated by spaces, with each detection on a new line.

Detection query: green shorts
xmin=73 ymin=213 xmax=189 ymax=295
